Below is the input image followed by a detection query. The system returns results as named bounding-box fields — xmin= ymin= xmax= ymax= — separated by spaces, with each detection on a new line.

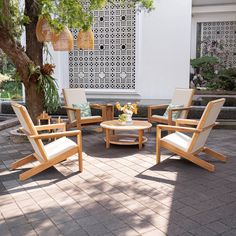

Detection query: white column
xmin=136 ymin=0 xmax=192 ymax=99
xmin=44 ymin=44 xmax=69 ymax=97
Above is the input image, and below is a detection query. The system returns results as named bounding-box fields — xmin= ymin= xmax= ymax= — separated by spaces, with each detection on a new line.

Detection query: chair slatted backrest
xmin=63 ymin=88 xmax=87 ymax=122
xmin=11 ymin=103 xmax=47 ymax=163
xmin=188 ymin=98 xmax=225 ymax=153
xmin=171 ymin=88 xmax=194 ymax=119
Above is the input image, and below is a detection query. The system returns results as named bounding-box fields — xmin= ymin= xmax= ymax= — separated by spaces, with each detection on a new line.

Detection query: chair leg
xmin=156 ymin=127 xmax=161 ymax=164
xmin=202 ymin=147 xmax=227 ymax=162
xmin=147 ymin=115 xmax=152 ymax=133
xmin=19 ymin=162 xmax=52 ymax=181
xmin=77 ymin=123 xmax=82 ymax=130
xmin=11 ymin=154 xmax=36 ymax=170
xmin=78 ymin=150 xmax=83 ymax=172
xmin=183 ymin=152 xmax=215 ymax=172
xmin=77 ymin=135 xmax=83 ymax=172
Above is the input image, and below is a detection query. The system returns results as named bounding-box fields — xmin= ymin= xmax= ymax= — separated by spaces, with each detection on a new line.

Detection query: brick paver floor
xmin=0 ymin=125 xmax=236 ymax=236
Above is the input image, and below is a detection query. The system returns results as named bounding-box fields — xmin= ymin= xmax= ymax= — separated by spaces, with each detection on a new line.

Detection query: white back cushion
xmin=190 ymin=129 xmax=212 ymax=153
xmin=63 ymin=88 xmax=87 ymax=121
xmin=202 ymin=99 xmax=225 ymax=128
xmin=171 ymin=88 xmax=194 ymax=118
xmin=190 ymin=99 xmax=225 ymax=153
xmin=12 ymin=104 xmax=36 ymax=134
xmin=12 ymin=104 xmax=46 ymax=162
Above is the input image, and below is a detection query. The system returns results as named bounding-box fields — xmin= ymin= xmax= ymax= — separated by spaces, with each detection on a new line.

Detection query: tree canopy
xmin=1 ymin=0 xmax=154 ymax=36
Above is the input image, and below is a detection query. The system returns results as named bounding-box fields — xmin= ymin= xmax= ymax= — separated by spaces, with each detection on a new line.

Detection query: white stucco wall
xmin=136 ymin=0 xmax=192 ymax=99
xmin=52 ymin=0 xmax=192 ymax=100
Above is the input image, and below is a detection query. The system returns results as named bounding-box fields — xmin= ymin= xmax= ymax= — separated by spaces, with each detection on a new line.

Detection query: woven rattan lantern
xmin=36 ymin=17 xmax=54 ymax=42
xmin=77 ymin=29 xmax=94 ymax=50
xmin=52 ymin=27 xmax=74 ymax=51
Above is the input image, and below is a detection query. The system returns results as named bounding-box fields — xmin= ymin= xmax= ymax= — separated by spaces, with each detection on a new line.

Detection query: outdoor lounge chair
xmin=11 ymin=103 xmax=83 ymax=181
xmin=156 ymin=98 xmax=226 ymax=172
xmin=148 ymin=88 xmax=195 ymax=127
xmin=63 ymin=88 xmax=108 ymax=130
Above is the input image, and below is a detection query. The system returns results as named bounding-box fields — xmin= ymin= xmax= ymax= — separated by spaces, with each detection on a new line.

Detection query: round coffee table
xmin=100 ymin=120 xmax=152 ymax=149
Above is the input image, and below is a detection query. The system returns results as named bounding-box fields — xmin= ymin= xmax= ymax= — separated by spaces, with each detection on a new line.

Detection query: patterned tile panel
xmin=68 ymin=1 xmax=136 ymax=90
xmin=200 ymin=21 xmax=236 ymax=67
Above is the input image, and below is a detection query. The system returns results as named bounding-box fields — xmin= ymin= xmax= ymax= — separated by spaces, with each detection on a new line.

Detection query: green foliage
xmin=118 ymin=113 xmax=127 ymax=122
xmin=191 ymin=57 xmax=236 ymax=91
xmin=190 ymin=56 xmax=219 ymax=69
xmin=29 ymin=64 xmax=60 ymax=113
xmin=0 ymin=77 xmax=23 ymax=100
xmin=37 ymin=74 xmax=60 ymax=113
xmin=0 ymin=0 xmax=29 ymax=38
xmin=1 ymin=0 xmax=154 ymax=38
xmin=191 ymin=39 xmax=236 ymax=91
xmin=0 ymin=50 xmax=15 ymax=74
xmin=209 ymin=68 xmax=236 ymax=91
xmin=191 ymin=56 xmax=219 ymax=82
xmin=41 ymin=0 xmax=154 ymax=32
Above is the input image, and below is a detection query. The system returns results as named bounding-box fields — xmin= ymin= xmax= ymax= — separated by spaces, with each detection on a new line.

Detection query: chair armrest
xmin=148 ymin=104 xmax=169 ymax=110
xmin=148 ymin=104 xmax=169 ymax=119
xmin=168 ymin=106 xmax=192 ymax=112
xmin=35 ymin=123 xmax=66 ymax=131
xmin=90 ymin=104 xmax=105 ymax=110
xmin=90 ymin=104 xmax=109 ymax=120
xmin=157 ymin=124 xmax=200 ymax=133
xmin=176 ymin=119 xmax=199 ymax=126
xmin=167 ymin=106 xmax=192 ymax=125
xmin=30 ymin=130 xmax=81 ymax=140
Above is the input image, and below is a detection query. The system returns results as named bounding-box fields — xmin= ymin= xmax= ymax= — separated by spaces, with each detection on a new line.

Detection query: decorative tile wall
xmin=68 ymin=1 xmax=136 ymax=90
xmin=200 ymin=21 xmax=236 ymax=67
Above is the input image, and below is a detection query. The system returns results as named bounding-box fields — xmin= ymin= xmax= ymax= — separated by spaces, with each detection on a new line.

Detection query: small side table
xmin=37 ymin=112 xmax=64 ymax=141
xmin=37 ymin=111 xmax=51 ymax=125
xmin=104 ymin=104 xmax=114 ymax=121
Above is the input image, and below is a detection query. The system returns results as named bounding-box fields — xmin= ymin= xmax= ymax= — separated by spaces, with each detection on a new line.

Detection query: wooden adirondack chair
xmin=156 ymin=98 xmax=226 ymax=172
xmin=11 ymin=103 xmax=83 ymax=181
xmin=148 ymin=88 xmax=195 ymax=127
xmin=62 ymin=88 xmax=108 ymax=130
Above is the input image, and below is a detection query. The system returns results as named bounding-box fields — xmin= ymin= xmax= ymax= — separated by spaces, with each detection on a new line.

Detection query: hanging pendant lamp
xmin=77 ymin=28 xmax=94 ymax=50
xmin=52 ymin=27 xmax=74 ymax=51
xmin=36 ymin=17 xmax=54 ymax=42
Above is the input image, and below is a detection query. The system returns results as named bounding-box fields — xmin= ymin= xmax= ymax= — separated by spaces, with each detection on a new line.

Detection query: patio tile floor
xmin=0 ymin=125 xmax=236 ymax=236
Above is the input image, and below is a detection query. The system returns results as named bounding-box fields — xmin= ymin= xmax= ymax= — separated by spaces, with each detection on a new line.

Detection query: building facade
xmin=50 ymin=0 xmax=236 ymax=100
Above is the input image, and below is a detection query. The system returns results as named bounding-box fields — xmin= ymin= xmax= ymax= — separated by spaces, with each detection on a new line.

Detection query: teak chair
xmin=11 ymin=103 xmax=83 ymax=181
xmin=148 ymin=88 xmax=195 ymax=127
xmin=156 ymin=98 xmax=226 ymax=172
xmin=63 ymin=88 xmax=107 ymax=130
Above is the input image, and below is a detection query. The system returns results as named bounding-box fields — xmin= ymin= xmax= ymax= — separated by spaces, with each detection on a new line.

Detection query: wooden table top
xmin=100 ymin=120 xmax=152 ymax=131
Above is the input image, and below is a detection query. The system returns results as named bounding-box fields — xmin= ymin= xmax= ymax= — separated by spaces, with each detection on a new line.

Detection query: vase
xmin=125 ymin=111 xmax=133 ymax=125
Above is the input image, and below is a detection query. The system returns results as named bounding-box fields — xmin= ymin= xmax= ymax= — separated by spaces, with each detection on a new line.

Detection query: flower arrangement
xmin=116 ymin=102 xmax=138 ymax=124
xmin=116 ymin=102 xmax=138 ymax=114
xmin=118 ymin=113 xmax=128 ymax=123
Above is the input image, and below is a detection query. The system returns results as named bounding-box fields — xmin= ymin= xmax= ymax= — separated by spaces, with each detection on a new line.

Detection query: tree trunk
xmin=0 ymin=1 xmax=45 ymax=123
xmin=25 ymin=82 xmax=44 ymax=122
xmin=24 ymin=0 xmax=44 ymax=123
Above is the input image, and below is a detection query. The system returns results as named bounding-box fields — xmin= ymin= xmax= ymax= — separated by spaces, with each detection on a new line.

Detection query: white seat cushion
xmin=44 ymin=137 xmax=77 ymax=160
xmin=161 ymin=132 xmax=192 ymax=152
xmin=81 ymin=115 xmax=101 ymax=120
